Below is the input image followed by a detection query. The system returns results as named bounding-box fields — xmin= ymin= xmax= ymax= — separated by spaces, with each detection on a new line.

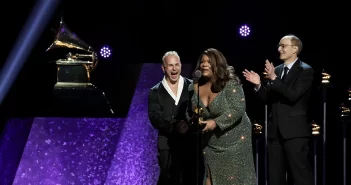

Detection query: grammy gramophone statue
xmin=46 ymin=19 xmax=98 ymax=88
xmin=192 ymin=106 xmax=206 ymax=131
xmin=47 ymin=19 xmax=114 ymax=117
xmin=340 ymin=103 xmax=350 ymax=119
xmin=252 ymin=120 xmax=263 ymax=134
xmin=320 ymin=69 xmax=332 ymax=88
xmin=321 ymin=70 xmax=330 ymax=84
xmin=310 ymin=120 xmax=320 ymax=136
xmin=194 ymin=106 xmax=204 ymax=122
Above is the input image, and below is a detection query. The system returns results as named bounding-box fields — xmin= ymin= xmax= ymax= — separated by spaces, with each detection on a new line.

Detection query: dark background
xmin=0 ymin=0 xmax=349 ymax=185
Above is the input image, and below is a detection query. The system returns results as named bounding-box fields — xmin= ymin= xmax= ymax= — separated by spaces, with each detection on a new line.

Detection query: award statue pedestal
xmin=50 ymin=83 xmax=114 ymax=117
xmin=48 ymin=61 xmax=114 ymax=117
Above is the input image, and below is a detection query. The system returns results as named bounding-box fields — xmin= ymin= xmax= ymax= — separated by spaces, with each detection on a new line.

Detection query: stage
xmin=0 ymin=64 xmax=170 ymax=185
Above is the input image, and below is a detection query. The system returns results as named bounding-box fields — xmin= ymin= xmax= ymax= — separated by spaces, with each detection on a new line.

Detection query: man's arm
xmin=270 ymin=67 xmax=314 ymax=103
xmin=148 ymin=89 xmax=174 ymax=135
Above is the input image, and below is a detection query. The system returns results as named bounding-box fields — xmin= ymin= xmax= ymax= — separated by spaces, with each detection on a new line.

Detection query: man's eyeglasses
xmin=277 ymin=44 xmax=295 ymax=49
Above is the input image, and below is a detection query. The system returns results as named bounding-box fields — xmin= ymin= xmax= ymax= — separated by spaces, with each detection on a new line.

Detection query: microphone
xmin=194 ymin=70 xmax=202 ymax=78
xmin=193 ymin=69 xmax=203 ymax=127
xmin=192 ymin=69 xmax=203 ymax=185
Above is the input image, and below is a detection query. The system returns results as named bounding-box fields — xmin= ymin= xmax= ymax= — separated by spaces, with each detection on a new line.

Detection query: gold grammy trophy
xmin=47 ymin=19 xmax=98 ymax=88
xmin=340 ymin=103 xmax=350 ymax=118
xmin=320 ymin=69 xmax=332 ymax=88
xmin=194 ymin=106 xmax=204 ymax=122
xmin=46 ymin=19 xmax=114 ymax=117
xmin=310 ymin=120 xmax=320 ymax=136
xmin=252 ymin=121 xmax=263 ymax=134
xmin=193 ymin=105 xmax=206 ymax=131
xmin=321 ymin=69 xmax=330 ymax=84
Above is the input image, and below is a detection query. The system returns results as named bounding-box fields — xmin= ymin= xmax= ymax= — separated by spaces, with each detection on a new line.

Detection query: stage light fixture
xmin=100 ymin=46 xmax=111 ymax=58
xmin=239 ymin=25 xmax=250 ymax=37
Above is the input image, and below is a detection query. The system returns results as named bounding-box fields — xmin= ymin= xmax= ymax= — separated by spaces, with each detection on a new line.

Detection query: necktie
xmin=281 ymin=66 xmax=289 ymax=81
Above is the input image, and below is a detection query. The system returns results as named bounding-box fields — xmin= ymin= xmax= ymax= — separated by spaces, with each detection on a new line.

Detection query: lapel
xmin=157 ymin=82 xmax=169 ymax=107
xmin=178 ymin=78 xmax=189 ymax=104
xmin=284 ymin=59 xmax=303 ymax=84
xmin=158 ymin=78 xmax=189 ymax=107
xmin=275 ymin=64 xmax=284 ymax=78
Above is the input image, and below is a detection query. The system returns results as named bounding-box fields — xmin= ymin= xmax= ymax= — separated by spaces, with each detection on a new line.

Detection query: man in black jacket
xmin=148 ymin=51 xmax=195 ymax=185
xmin=243 ymin=35 xmax=314 ymax=185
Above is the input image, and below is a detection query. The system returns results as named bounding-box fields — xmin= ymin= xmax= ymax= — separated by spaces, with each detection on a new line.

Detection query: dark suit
xmin=256 ymin=59 xmax=314 ymax=185
xmin=148 ymin=77 xmax=197 ymax=185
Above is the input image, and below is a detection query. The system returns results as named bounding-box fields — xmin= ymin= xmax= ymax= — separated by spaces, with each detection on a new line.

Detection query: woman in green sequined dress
xmin=187 ymin=48 xmax=256 ymax=185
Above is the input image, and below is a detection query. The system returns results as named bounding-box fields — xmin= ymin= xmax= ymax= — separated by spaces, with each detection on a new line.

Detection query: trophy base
xmin=48 ymin=83 xmax=114 ymax=117
xmin=312 ymin=131 xmax=320 ymax=136
xmin=54 ymin=82 xmax=93 ymax=88
xmin=56 ymin=64 xmax=91 ymax=84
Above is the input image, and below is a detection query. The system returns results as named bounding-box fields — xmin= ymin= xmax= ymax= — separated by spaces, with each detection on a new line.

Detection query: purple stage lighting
xmin=100 ymin=46 xmax=111 ymax=58
xmin=239 ymin=25 xmax=250 ymax=37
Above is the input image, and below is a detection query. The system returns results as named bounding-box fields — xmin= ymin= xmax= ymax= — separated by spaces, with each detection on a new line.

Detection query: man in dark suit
xmin=148 ymin=51 xmax=196 ymax=185
xmin=243 ymin=35 xmax=314 ymax=185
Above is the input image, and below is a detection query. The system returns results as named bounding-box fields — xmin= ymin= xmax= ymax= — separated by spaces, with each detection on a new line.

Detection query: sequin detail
xmin=189 ymin=80 xmax=256 ymax=184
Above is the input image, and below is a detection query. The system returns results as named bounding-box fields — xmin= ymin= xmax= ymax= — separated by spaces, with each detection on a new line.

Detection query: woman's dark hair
xmin=194 ymin=48 xmax=240 ymax=93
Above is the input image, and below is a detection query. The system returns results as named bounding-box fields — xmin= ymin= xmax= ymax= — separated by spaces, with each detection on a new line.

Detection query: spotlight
xmin=239 ymin=25 xmax=250 ymax=37
xmin=100 ymin=46 xmax=111 ymax=58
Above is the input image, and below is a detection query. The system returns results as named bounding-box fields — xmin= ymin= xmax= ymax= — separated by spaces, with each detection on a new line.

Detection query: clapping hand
xmin=242 ymin=69 xmax=261 ymax=85
xmin=243 ymin=59 xmax=277 ymax=84
xmin=264 ymin=59 xmax=277 ymax=80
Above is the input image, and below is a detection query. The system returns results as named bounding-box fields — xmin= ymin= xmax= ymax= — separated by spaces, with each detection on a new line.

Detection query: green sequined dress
xmin=188 ymin=79 xmax=256 ymax=185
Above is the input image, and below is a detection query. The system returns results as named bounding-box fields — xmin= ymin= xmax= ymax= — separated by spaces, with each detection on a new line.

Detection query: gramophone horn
xmin=47 ymin=19 xmax=92 ymax=52
xmin=46 ymin=18 xmax=98 ymax=72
